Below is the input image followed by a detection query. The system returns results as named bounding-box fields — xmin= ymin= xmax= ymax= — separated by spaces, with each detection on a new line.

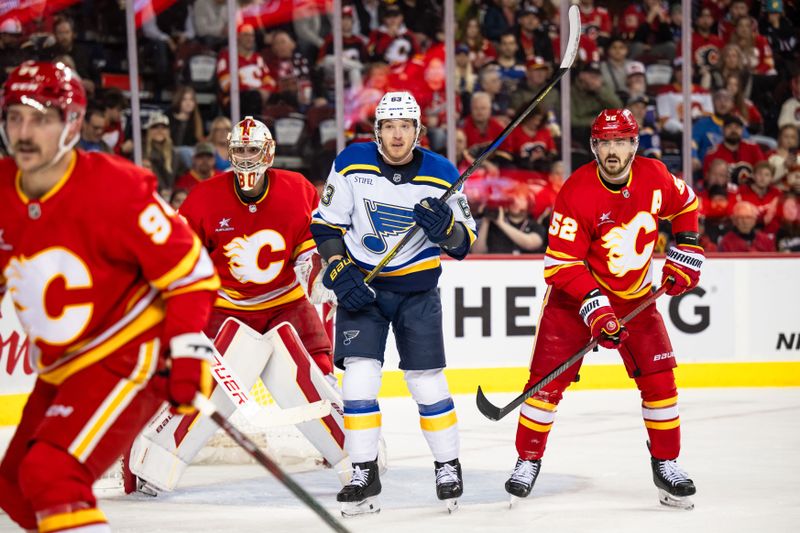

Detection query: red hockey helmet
xmin=590 ymin=108 xmax=639 ymax=141
xmin=1 ymin=61 xmax=86 ymax=122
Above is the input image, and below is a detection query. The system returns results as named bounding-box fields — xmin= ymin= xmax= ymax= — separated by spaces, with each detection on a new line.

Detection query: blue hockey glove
xmin=413 ymin=197 xmax=455 ymax=244
xmin=322 ymin=257 xmax=376 ymax=312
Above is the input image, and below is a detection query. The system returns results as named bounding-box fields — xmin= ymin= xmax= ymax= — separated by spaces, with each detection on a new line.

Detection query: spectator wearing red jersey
xmin=784 ymin=165 xmax=800 ymax=196
xmin=367 ymin=4 xmax=418 ymax=68
xmin=577 ymin=0 xmax=612 ymax=47
xmin=459 ymin=17 xmax=497 ymax=70
xmin=737 ymin=161 xmax=782 ymax=235
xmin=718 ymin=0 xmax=750 ymax=42
xmin=513 ymin=5 xmax=553 ymax=63
xmin=505 ymin=107 xmax=557 ymax=170
xmin=691 ymin=6 xmax=725 ymax=77
xmin=719 ymin=201 xmax=775 ymax=252
xmin=216 ymin=24 xmax=275 ymax=116
xmin=702 ymin=114 xmax=765 ymax=183
xmin=728 ymin=16 xmax=777 ymax=76
xmin=174 ymin=142 xmax=217 ymax=194
xmin=462 ymin=91 xmax=509 ymax=160
xmin=264 ymin=30 xmax=313 ymax=110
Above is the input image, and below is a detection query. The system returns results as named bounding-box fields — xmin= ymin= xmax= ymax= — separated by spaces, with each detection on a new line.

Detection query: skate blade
xmin=340 ymin=496 xmax=381 ymax=518
xmin=444 ymin=498 xmax=458 ymax=513
xmin=136 ymin=482 xmax=158 ymax=498
xmin=658 ymin=489 xmax=694 ymax=510
xmin=509 ymin=495 xmax=519 ymax=508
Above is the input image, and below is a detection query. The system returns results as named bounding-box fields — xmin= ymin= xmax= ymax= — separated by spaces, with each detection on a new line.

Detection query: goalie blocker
xmin=129 ymin=318 xmax=348 ymax=491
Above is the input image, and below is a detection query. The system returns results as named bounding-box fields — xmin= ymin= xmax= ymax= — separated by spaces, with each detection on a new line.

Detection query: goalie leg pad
xmin=262 ymin=322 xmax=348 ymax=479
xmin=404 ymin=369 xmax=459 ymax=463
xmin=130 ymin=318 xmax=272 ymax=492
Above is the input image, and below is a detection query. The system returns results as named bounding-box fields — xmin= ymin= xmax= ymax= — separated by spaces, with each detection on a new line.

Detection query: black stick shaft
xmin=476 ymin=284 xmax=671 ymax=421
xmin=364 ymin=6 xmax=581 ymax=285
xmin=195 ymin=397 xmax=351 ymax=533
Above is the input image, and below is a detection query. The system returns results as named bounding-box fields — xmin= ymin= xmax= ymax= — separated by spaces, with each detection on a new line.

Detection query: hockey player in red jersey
xmin=125 ymin=116 xmax=350 ymax=491
xmin=505 ymin=109 xmax=702 ymax=510
xmin=0 ymin=61 xmax=219 ymax=532
xmin=179 ymin=116 xmax=335 ymax=378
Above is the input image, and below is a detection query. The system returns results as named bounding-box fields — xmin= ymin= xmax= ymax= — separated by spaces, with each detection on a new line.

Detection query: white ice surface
xmin=2 ymin=387 xmax=799 ymax=533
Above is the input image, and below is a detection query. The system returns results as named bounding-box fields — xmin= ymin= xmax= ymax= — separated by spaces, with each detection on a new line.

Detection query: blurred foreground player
xmin=0 ymin=61 xmax=218 ymax=532
xmin=505 ymin=109 xmax=701 ymax=509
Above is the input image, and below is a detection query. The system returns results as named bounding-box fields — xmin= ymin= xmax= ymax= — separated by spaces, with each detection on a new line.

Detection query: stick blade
xmin=559 ymin=5 xmax=582 ymax=69
xmin=476 ymin=386 xmax=504 ymax=421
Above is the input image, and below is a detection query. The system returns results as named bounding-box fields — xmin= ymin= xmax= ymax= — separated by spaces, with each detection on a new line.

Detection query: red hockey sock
xmin=635 ymin=371 xmax=681 ymax=460
xmin=514 ymin=377 xmax=568 ymax=460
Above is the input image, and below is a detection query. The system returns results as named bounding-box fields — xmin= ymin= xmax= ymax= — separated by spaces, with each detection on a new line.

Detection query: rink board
xmin=2 ymin=254 xmax=799 ymax=426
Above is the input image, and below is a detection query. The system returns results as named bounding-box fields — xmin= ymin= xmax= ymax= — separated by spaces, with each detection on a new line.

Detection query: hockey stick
xmin=193 ymin=394 xmax=352 ymax=533
xmin=476 ymin=282 xmax=671 ymax=421
xmin=363 ymin=5 xmax=581 ymax=284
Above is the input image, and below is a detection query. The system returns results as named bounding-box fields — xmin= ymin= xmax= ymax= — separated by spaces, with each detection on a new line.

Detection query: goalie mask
xmin=228 ymin=116 xmax=275 ymax=191
xmin=590 ymin=108 xmax=639 ymax=182
xmin=374 ymin=91 xmax=421 ymax=159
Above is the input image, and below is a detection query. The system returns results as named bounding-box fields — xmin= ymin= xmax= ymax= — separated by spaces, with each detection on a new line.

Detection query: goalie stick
xmin=193 ymin=394 xmax=351 ymax=533
xmin=476 ymin=282 xmax=672 ymax=421
xmin=363 ymin=4 xmax=582 ymax=284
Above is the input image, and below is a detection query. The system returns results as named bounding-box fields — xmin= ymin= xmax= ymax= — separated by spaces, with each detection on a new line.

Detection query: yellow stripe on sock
xmin=420 ymin=411 xmax=457 ymax=432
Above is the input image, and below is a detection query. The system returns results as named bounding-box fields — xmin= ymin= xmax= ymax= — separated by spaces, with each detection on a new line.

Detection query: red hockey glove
xmin=579 ymin=289 xmax=629 ymax=349
xmin=662 ymin=244 xmax=704 ymax=296
xmin=168 ymin=333 xmax=214 ymax=415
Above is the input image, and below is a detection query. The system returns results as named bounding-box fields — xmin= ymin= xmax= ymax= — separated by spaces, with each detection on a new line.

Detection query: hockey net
xmin=94 ymin=378 xmax=325 ymax=494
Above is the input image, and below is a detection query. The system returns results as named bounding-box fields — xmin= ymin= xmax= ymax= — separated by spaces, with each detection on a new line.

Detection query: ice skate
xmin=651 ymin=457 xmax=696 ymax=510
xmin=337 ymin=459 xmax=381 ymax=517
xmin=505 ymin=458 xmax=541 ymax=506
xmin=434 ymin=458 xmax=463 ymax=513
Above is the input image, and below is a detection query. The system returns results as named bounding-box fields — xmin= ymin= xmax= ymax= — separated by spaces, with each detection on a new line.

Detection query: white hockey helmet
xmin=227 ymin=116 xmax=275 ymax=191
xmin=374 ymin=91 xmax=421 ymax=156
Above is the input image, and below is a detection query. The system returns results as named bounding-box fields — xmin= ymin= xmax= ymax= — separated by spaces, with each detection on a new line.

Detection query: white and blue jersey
xmin=311 ymin=142 xmax=476 ymax=292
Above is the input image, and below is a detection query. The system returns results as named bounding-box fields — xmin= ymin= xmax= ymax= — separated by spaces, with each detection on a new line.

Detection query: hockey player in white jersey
xmin=311 ymin=91 xmax=477 ymax=516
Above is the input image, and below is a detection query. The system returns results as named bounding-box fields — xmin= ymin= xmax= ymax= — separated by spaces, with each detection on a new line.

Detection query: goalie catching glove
xmin=167 ymin=333 xmax=214 ymax=415
xmin=413 ymin=197 xmax=455 ymax=244
xmin=294 ymin=251 xmax=336 ymax=305
xmin=662 ymin=238 xmax=704 ymax=296
xmin=579 ymin=289 xmax=629 ymax=349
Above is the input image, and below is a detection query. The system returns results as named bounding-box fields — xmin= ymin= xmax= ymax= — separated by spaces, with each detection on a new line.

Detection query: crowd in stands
xmin=0 ymin=0 xmax=798 ymax=253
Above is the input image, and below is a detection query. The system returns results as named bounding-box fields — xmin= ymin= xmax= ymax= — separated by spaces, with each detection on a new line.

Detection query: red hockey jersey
xmin=0 ymin=151 xmax=218 ymax=384
xmin=543 ymin=157 xmax=699 ymax=303
xmin=179 ymin=169 xmax=318 ymax=312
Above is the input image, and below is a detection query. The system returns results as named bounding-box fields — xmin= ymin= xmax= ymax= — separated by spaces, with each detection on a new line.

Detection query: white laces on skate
xmin=510 ymin=459 xmax=539 ymax=485
xmin=658 ymin=459 xmax=690 ymax=485
xmin=348 ymin=465 xmax=370 ymax=488
xmin=435 ymin=463 xmax=460 ymax=485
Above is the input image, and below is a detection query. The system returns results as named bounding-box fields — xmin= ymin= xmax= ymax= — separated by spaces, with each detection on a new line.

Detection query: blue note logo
xmin=362 ymin=200 xmax=415 ymax=254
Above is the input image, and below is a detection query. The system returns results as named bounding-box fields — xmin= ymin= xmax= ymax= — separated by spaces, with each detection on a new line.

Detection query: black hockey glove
xmin=322 ymin=257 xmax=376 ymax=312
xmin=413 ymin=197 xmax=455 ymax=244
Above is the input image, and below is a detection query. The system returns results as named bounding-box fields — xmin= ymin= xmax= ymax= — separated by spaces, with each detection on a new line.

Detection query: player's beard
xmin=381 ymin=139 xmax=414 ymax=164
xmin=599 ymin=151 xmax=634 ymax=182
